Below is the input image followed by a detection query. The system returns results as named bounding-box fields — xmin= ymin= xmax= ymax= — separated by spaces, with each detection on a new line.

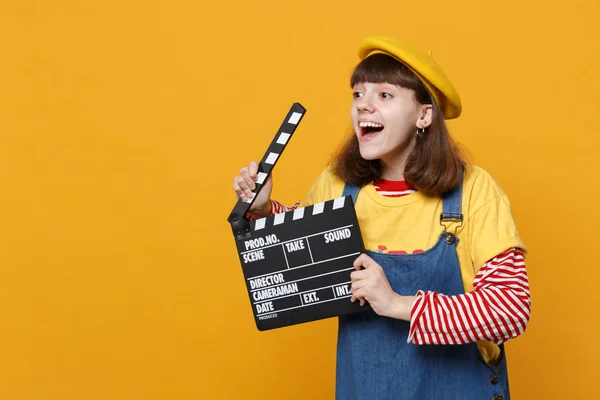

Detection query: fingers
xmin=350 ymin=279 xmax=367 ymax=305
xmin=239 ymin=168 xmax=255 ymax=196
xmin=233 ymin=161 xmax=258 ymax=201
xmin=353 ymin=253 xmax=375 ymax=270
xmin=349 ymin=255 xmax=384 ymax=307
xmin=350 ymin=287 xmax=367 ymax=306
xmin=350 ymin=269 xmax=368 ymax=282
xmin=350 ymin=255 xmax=375 ymax=302
xmin=233 ymin=174 xmax=253 ymax=201
xmin=241 ymin=161 xmax=258 ymax=187
xmin=350 ymin=275 xmax=370 ymax=306
xmin=350 ymin=278 xmax=367 ymax=292
xmin=248 ymin=160 xmax=258 ymax=178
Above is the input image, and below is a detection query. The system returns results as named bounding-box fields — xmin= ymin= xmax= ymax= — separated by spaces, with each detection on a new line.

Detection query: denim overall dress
xmin=335 ymin=182 xmax=510 ymax=400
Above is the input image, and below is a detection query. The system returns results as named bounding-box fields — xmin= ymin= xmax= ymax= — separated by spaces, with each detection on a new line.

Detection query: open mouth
xmin=358 ymin=121 xmax=384 ymax=140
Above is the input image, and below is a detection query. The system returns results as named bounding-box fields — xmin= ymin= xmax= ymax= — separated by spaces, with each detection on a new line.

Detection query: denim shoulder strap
xmin=440 ymin=180 xmax=464 ymax=227
xmin=342 ymin=182 xmax=361 ymax=204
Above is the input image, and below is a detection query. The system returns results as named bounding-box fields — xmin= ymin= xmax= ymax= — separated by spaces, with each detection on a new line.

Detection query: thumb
xmin=249 ymin=161 xmax=258 ymax=179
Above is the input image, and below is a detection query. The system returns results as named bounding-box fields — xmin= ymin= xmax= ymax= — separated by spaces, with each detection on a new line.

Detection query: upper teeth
xmin=359 ymin=121 xmax=383 ymax=128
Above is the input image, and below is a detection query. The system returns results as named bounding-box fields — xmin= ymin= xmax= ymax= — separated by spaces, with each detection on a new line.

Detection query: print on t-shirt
xmin=376 ymin=245 xmax=424 ymax=255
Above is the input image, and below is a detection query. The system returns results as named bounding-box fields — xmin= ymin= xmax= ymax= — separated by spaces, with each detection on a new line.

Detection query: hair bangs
xmin=350 ymin=54 xmax=418 ymax=92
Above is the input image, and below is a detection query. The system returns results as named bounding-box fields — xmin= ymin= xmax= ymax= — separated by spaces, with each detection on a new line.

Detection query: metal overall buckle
xmin=440 ymin=212 xmax=463 ymax=244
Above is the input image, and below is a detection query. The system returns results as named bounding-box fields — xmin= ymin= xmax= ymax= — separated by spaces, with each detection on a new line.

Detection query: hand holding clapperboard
xmin=227 ymin=103 xmax=370 ymax=331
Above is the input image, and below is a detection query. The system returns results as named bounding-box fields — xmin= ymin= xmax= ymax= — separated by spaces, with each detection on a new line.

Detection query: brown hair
xmin=330 ymin=53 xmax=466 ymax=196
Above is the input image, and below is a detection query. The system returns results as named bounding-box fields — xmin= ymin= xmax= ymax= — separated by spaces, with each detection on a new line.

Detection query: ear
xmin=417 ymin=104 xmax=433 ymax=129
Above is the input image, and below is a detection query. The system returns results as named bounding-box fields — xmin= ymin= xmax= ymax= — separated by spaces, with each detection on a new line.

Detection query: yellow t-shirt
xmin=301 ymin=165 xmax=527 ymax=363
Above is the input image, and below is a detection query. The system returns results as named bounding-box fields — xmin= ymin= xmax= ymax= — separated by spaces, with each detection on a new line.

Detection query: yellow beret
xmin=358 ymin=36 xmax=462 ymax=119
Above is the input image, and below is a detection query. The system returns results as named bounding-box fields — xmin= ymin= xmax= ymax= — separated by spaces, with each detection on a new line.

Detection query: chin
xmin=358 ymin=147 xmax=382 ymax=161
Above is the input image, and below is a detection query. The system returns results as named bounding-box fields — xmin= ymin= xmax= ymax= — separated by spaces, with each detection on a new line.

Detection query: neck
xmin=379 ymin=140 xmax=415 ymax=181
xmin=379 ymin=161 xmax=406 ymax=181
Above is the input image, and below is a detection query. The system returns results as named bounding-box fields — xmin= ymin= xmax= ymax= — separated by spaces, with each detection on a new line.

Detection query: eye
xmin=353 ymin=91 xmax=363 ymax=99
xmin=380 ymin=92 xmax=393 ymax=99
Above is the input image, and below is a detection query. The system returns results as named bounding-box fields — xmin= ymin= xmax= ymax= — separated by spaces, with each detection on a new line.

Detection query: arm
xmin=233 ymin=161 xmax=299 ymax=219
xmin=408 ymin=247 xmax=529 ymax=345
xmin=233 ymin=163 xmax=332 ymax=219
xmin=350 ymin=248 xmax=530 ymax=345
xmin=269 ymin=199 xmax=302 ymax=215
xmin=245 ymin=199 xmax=302 ymax=221
xmin=407 ymin=173 xmax=531 ymax=344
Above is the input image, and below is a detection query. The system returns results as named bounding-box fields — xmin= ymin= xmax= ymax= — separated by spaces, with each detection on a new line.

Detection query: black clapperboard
xmin=227 ymin=103 xmax=370 ymax=331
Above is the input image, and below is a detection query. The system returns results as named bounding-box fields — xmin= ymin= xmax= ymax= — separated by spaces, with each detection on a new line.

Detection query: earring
xmin=416 ymin=128 xmax=426 ymax=137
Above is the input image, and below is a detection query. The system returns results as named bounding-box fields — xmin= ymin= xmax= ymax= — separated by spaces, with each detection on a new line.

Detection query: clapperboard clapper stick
xmin=227 ymin=103 xmax=369 ymax=331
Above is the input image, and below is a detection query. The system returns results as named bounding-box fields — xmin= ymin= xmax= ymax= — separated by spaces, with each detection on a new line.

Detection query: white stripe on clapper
xmin=288 ymin=112 xmax=302 ymax=125
xmin=276 ymin=132 xmax=291 ymax=145
xmin=312 ymin=202 xmax=324 ymax=215
xmin=256 ymin=172 xmax=267 ymax=184
xmin=265 ymin=152 xmax=279 ymax=165
xmin=293 ymin=208 xmax=305 ymax=220
xmin=254 ymin=218 xmax=266 ymax=230
xmin=332 ymin=197 xmax=345 ymax=210
xmin=273 ymin=213 xmax=285 ymax=225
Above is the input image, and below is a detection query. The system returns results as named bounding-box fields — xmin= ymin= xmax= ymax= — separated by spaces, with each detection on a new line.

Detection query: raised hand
xmin=232 ymin=161 xmax=273 ymax=218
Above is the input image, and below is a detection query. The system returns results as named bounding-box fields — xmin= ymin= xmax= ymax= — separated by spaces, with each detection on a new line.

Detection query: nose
xmin=356 ymin=93 xmax=374 ymax=112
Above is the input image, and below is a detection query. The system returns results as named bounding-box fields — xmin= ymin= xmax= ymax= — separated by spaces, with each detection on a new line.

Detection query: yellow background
xmin=0 ymin=0 xmax=598 ymax=399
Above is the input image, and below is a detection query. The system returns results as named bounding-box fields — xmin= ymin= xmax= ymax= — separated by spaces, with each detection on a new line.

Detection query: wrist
xmin=250 ymin=200 xmax=272 ymax=219
xmin=387 ymin=294 xmax=417 ymax=321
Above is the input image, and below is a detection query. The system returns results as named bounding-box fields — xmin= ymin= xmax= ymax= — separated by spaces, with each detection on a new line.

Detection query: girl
xmin=233 ymin=36 xmax=529 ymax=400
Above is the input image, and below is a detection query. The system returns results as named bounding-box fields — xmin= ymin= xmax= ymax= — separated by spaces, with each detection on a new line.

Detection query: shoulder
xmin=317 ymin=166 xmax=341 ymax=182
xmin=464 ymin=165 xmax=505 ymax=196
xmin=302 ymin=166 xmax=347 ymax=206
xmin=319 ymin=166 xmax=348 ymax=187
xmin=461 ymin=166 xmax=527 ymax=266
xmin=462 ymin=165 xmax=509 ymax=214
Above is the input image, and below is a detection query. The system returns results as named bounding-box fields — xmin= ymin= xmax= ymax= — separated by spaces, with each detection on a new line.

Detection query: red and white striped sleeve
xmin=244 ymin=200 xmax=301 ymax=221
xmin=407 ymin=247 xmax=530 ymax=345
xmin=269 ymin=199 xmax=302 ymax=215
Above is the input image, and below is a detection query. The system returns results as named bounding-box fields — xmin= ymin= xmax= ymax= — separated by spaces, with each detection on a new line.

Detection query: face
xmin=351 ymin=82 xmax=430 ymax=176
